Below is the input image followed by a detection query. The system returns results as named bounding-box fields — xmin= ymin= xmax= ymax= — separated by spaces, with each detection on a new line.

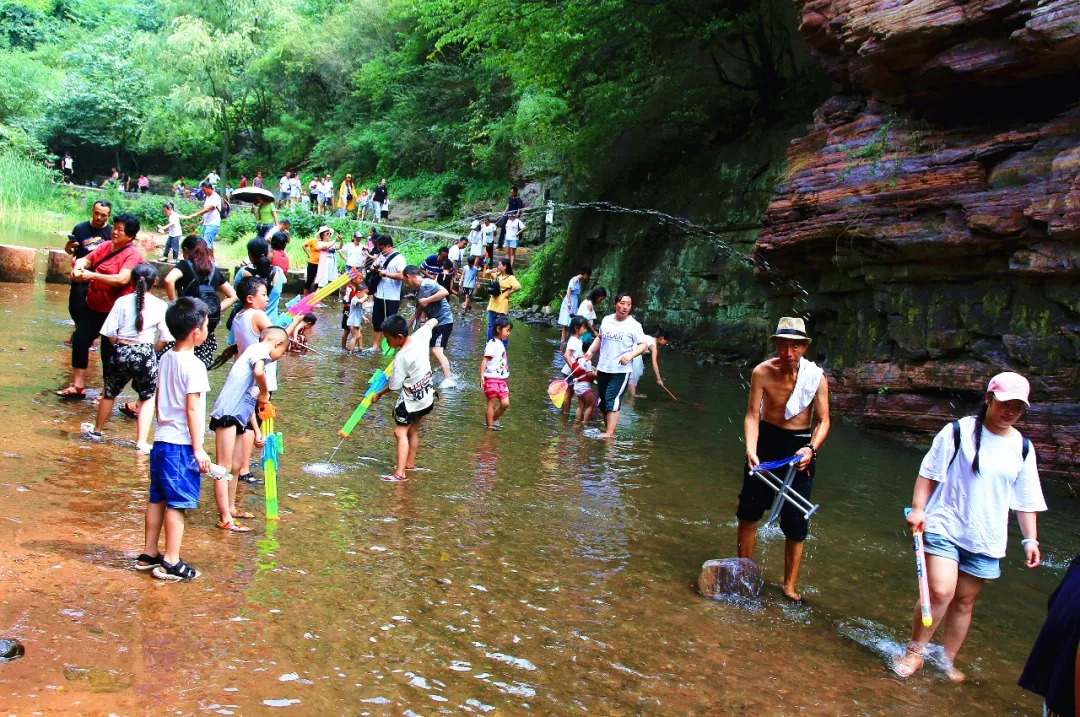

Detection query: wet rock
xmin=0 ymin=244 xmax=36 ymax=283
xmin=699 ymin=558 xmax=763 ymax=602
xmin=62 ymin=664 xmax=132 ymax=693
xmin=46 ymin=249 xmax=72 ymax=284
xmin=0 ymin=638 xmax=24 ymax=662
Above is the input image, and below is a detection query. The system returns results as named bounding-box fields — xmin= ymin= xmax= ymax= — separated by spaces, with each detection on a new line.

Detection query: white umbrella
xmin=231 ymin=186 xmax=276 ymax=203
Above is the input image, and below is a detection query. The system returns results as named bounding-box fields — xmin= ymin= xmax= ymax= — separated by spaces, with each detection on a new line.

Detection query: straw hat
xmin=318 ymin=225 xmax=334 ymax=236
xmin=771 ymin=317 xmax=811 ymax=343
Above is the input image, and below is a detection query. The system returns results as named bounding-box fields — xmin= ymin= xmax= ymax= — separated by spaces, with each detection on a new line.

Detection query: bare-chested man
xmin=738 ymin=317 xmax=830 ymax=601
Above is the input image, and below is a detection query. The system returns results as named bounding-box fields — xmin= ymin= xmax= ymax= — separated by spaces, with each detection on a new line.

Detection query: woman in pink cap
xmin=894 ymin=371 xmax=1046 ymax=681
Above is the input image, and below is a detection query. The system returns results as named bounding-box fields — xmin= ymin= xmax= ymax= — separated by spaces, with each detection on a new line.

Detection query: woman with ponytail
xmin=894 ymin=372 xmax=1047 ymax=681
xmin=232 ymin=236 xmax=285 ymax=324
xmin=83 ymin=263 xmax=174 ymax=452
xmin=164 ymin=236 xmax=237 ymax=368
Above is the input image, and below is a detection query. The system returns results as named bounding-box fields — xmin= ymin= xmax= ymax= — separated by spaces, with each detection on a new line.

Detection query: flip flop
xmin=119 ymin=402 xmax=139 ymax=419
xmin=55 ymin=386 xmax=86 ymax=400
xmin=231 ymin=510 xmax=256 ymax=519
xmin=217 ymin=520 xmax=252 ymax=533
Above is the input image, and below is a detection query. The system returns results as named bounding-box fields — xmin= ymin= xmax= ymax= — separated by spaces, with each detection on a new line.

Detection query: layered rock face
xmin=757 ymin=0 xmax=1080 ymax=476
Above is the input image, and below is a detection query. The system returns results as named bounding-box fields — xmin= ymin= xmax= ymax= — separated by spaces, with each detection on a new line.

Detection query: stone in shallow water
xmin=0 ymin=638 xmax=24 ymax=663
xmin=698 ymin=558 xmax=763 ymax=602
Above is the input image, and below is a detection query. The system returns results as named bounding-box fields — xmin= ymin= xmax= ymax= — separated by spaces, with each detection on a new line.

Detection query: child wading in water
xmin=346 ymin=281 xmax=370 ymax=353
xmin=893 ymin=372 xmax=1045 ymax=682
xmin=213 ymin=277 xmax=301 ymax=485
xmin=288 ymin=313 xmax=317 ymax=351
xmin=370 ymin=315 xmax=439 ymax=482
xmin=460 ymin=256 xmax=479 ymax=313
xmin=628 ymin=327 xmax=669 ymax=398
xmin=561 ymin=316 xmax=596 ymax=422
xmin=209 ymin=325 xmax=289 ymax=532
xmin=138 ymin=297 xmax=211 ymax=581
xmin=83 ymin=263 xmax=173 ymax=452
xmin=481 ymin=316 xmax=512 ymax=430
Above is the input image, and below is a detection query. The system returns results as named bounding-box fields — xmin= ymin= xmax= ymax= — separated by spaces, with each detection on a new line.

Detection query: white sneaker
xmin=441 ymin=376 xmax=458 ymax=389
xmin=80 ymin=423 xmax=103 ymax=442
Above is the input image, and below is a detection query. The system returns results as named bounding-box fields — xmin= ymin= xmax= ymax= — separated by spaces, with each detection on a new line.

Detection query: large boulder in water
xmin=46 ymin=249 xmax=72 ymax=284
xmin=699 ymin=558 xmax=763 ymax=602
xmin=0 ymin=244 xmax=35 ymax=283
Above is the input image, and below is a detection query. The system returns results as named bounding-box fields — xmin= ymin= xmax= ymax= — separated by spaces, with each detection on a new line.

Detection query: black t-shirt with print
xmin=70 ymin=221 xmax=112 ymax=259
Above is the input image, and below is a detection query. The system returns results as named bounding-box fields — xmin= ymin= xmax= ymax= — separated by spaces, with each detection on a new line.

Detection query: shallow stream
xmin=0 ymin=229 xmax=1076 ymax=715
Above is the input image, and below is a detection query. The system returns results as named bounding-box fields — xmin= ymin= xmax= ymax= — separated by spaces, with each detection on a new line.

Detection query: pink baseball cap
xmin=987 ymin=372 xmax=1030 ymax=406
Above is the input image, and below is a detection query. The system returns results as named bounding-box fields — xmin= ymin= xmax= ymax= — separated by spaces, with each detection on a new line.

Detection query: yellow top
xmin=302 ymin=238 xmax=320 ymax=264
xmin=486 ymin=273 xmax=521 ymax=315
xmin=338 ymin=180 xmax=356 ymax=211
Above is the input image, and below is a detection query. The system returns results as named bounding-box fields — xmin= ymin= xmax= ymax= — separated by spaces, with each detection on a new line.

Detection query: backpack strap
xmin=1022 ymin=436 xmax=1031 ymax=462
xmin=946 ymin=419 xmax=962 ymax=470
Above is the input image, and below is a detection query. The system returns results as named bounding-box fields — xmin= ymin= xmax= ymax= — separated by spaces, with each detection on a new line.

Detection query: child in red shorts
xmin=480 ymin=316 xmax=512 ymax=430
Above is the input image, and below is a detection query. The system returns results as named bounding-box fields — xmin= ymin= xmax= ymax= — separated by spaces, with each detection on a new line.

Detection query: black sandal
xmin=134 ymin=553 xmax=161 ymax=571
xmin=237 ymin=473 xmax=262 ymax=484
xmin=119 ymin=402 xmax=139 ymax=419
xmin=152 ymin=558 xmax=200 ymax=581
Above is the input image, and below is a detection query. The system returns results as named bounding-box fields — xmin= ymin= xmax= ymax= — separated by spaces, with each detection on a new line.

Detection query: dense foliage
xmin=0 ymin=0 xmax=819 ymax=200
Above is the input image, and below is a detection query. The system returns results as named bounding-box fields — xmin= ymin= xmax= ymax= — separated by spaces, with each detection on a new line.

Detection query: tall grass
xmin=0 ymin=151 xmax=71 ymax=230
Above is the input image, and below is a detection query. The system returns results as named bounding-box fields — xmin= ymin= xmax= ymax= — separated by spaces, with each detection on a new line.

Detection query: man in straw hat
xmin=738 ymin=316 xmax=830 ymax=601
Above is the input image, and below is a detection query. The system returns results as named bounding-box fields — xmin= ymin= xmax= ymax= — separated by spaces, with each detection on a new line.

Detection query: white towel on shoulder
xmin=785 ymin=357 xmax=823 ymax=420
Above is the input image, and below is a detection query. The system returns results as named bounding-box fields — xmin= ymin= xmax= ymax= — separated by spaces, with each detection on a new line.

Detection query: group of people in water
xmin=44 ymin=196 xmax=1076 ymax=713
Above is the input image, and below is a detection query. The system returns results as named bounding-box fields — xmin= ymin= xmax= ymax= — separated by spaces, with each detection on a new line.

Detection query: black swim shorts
xmin=736 ymin=420 xmax=815 ymax=542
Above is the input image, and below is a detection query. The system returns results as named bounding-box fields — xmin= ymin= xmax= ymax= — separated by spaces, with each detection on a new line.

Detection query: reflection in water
xmin=0 ymin=277 xmax=1076 ymax=715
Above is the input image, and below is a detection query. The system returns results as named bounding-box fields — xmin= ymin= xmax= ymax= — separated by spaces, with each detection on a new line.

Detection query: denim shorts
xmin=201 ymin=224 xmax=220 ymax=249
xmin=149 ymin=442 xmax=202 ymax=509
xmin=923 ymin=531 xmax=1001 ymax=579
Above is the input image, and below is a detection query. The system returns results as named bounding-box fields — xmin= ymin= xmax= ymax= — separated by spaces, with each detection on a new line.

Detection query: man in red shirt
xmin=56 ymin=213 xmax=144 ymax=399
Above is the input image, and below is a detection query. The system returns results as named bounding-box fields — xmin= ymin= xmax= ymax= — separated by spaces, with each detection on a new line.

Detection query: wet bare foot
xmin=135 ymin=442 xmax=152 ymax=455
xmin=892 ymin=648 xmax=925 ymax=678
xmin=944 ymin=663 xmax=966 ymax=683
xmin=782 ymin=587 xmax=802 ymax=602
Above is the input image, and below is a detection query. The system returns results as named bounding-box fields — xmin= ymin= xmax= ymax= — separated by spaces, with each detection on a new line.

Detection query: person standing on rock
xmin=737 ymin=317 xmax=830 ymax=602
xmin=894 ymin=371 xmax=1045 ymax=682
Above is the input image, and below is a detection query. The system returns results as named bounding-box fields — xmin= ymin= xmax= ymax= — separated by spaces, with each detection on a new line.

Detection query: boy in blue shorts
xmin=137 ymin=297 xmax=212 ymax=581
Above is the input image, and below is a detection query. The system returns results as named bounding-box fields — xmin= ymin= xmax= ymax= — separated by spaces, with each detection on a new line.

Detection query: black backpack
xmin=487 ymin=278 xmax=502 ymax=296
xmin=366 ymin=251 xmax=399 ymax=294
xmin=947 ymin=419 xmax=1030 ymax=470
xmin=182 ymin=260 xmax=222 ymax=330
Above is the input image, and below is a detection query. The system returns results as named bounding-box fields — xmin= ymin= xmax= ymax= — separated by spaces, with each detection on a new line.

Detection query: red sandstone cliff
xmin=757 ymin=0 xmax=1080 ymax=477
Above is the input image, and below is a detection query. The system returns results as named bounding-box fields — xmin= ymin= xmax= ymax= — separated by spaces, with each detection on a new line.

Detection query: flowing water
xmin=0 ymin=229 xmax=1077 ymax=716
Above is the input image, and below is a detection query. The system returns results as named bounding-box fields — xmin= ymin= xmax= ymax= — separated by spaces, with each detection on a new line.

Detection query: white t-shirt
xmin=920 ymin=415 xmax=1046 ymax=558
xmin=279 ymin=176 xmax=290 ymax=194
xmin=505 ymin=218 xmax=524 ymax=241
xmin=155 ymin=349 xmax=210 ymax=445
xmin=206 ymin=172 xmax=219 ymax=187
xmin=202 ymin=193 xmax=222 ymax=226
xmin=483 ymin=339 xmax=509 ymax=379
xmin=321 ymin=179 xmax=334 ymax=196
xmin=290 ymin=177 xmax=301 ymax=196
xmin=62 ymin=156 xmax=73 ymax=170
xmin=481 ymin=223 xmax=496 ymax=245
xmin=562 ymin=335 xmax=591 ymax=382
xmin=389 ymin=323 xmax=435 ymax=413
xmin=577 ymin=300 xmax=596 ymax=322
xmin=375 ymin=251 xmax=407 ymax=300
xmin=448 ymin=244 xmax=464 ymax=264
xmin=469 ymin=229 xmax=484 ymax=256
xmin=340 ymin=242 xmax=367 ymax=268
xmin=101 ymin=293 xmax=174 ymax=344
xmin=595 ymin=314 xmax=646 ymax=374
xmin=165 ymin=212 xmax=182 ymax=237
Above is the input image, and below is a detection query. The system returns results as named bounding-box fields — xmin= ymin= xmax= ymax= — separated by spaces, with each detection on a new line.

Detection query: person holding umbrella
xmin=251 ymin=193 xmax=279 ymax=239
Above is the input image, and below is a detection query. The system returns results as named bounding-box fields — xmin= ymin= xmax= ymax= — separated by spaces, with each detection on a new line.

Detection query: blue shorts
xmin=149 ymin=442 xmax=202 ymax=509
xmin=201 ymin=224 xmax=220 ymax=249
xmin=923 ymin=531 xmax=1001 ymax=580
xmin=504 ymin=237 xmax=519 ymax=248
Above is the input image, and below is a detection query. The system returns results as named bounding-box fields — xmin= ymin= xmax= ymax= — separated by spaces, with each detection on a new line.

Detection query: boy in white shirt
xmin=158 ymin=202 xmax=183 ymax=261
xmin=138 ymin=297 xmax=212 ymax=581
xmin=480 ymin=216 xmax=497 ymax=264
xmin=480 ymin=315 xmax=513 ymax=430
xmin=371 ymin=315 xmax=439 ymax=482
